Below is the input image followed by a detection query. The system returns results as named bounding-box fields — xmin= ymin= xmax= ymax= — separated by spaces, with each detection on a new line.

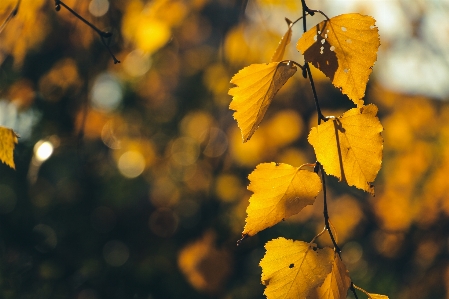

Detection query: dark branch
xmin=350 ymin=282 xmax=359 ymax=299
xmin=54 ymin=0 xmax=120 ymax=64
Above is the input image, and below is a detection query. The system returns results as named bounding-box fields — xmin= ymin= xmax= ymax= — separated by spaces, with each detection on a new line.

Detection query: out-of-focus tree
xmin=0 ymin=1 xmax=449 ymax=299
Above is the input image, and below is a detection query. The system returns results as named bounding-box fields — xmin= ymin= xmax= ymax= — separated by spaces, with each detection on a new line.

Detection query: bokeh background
xmin=1 ymin=0 xmax=449 ymax=298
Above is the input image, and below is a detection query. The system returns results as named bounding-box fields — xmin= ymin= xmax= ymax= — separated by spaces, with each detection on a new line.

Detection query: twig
xmin=54 ymin=0 xmax=120 ymax=63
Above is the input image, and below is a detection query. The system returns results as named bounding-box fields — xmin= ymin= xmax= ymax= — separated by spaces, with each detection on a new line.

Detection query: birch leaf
xmin=0 ymin=126 xmax=18 ymax=169
xmin=243 ymin=162 xmax=322 ymax=237
xmin=308 ymin=104 xmax=383 ymax=194
xmin=307 ymin=253 xmax=351 ymax=299
xmin=297 ymin=13 xmax=380 ymax=106
xmin=229 ymin=62 xmax=297 ymax=142
xmin=271 ymin=18 xmax=293 ymax=62
xmin=260 ymin=238 xmax=334 ymax=299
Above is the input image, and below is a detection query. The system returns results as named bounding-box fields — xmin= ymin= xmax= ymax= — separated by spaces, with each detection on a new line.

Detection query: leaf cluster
xmin=228 ymin=5 xmax=387 ymax=299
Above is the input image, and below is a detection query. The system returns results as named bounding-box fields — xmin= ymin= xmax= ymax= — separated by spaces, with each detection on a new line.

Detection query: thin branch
xmin=318 ymin=162 xmax=341 ymax=255
xmin=0 ymin=0 xmax=21 ymax=35
xmin=54 ymin=0 xmax=120 ymax=64
xmin=306 ymin=64 xmax=325 ymax=123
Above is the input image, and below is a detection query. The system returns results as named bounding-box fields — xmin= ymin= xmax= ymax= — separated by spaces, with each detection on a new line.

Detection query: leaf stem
xmin=54 ymin=0 xmax=120 ymax=64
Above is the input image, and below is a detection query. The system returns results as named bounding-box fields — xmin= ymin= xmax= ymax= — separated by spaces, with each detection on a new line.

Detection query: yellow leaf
xmin=368 ymin=294 xmax=389 ymax=299
xmin=308 ymin=104 xmax=383 ymax=194
xmin=297 ymin=13 xmax=380 ymax=106
xmin=0 ymin=126 xmax=18 ymax=169
xmin=229 ymin=62 xmax=297 ymax=142
xmin=260 ymin=238 xmax=334 ymax=299
xmin=307 ymin=253 xmax=351 ymax=299
xmin=243 ymin=162 xmax=321 ymax=236
xmin=271 ymin=19 xmax=293 ymax=62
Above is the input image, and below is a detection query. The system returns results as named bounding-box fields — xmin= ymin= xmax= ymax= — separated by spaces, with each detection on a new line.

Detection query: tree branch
xmin=54 ymin=0 xmax=120 ymax=64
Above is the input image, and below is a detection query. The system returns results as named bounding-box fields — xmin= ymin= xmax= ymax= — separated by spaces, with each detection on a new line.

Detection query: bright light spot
xmin=341 ymin=27 xmax=347 ymax=32
xmin=91 ymin=73 xmax=123 ymax=112
xmin=89 ymin=0 xmax=109 ymax=17
xmin=123 ymin=50 xmax=152 ymax=77
xmin=117 ymin=151 xmax=145 ymax=178
xmin=330 ymin=46 xmax=335 ymax=52
xmin=313 ymin=35 xmax=317 ymax=41
xmin=103 ymin=240 xmax=129 ymax=267
xmin=344 ymin=69 xmax=349 ymax=73
xmin=321 ymin=39 xmax=325 ymax=44
xmin=34 ymin=141 xmax=54 ymax=162
xmin=346 ymin=39 xmax=352 ymax=43
xmin=320 ymin=46 xmax=324 ymax=54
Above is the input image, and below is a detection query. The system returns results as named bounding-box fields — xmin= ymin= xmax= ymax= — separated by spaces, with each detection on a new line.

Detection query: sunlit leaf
xmin=308 ymin=104 xmax=383 ymax=194
xmin=260 ymin=238 xmax=334 ymax=299
xmin=271 ymin=18 xmax=293 ymax=62
xmin=307 ymin=253 xmax=351 ymax=299
xmin=0 ymin=126 xmax=18 ymax=169
xmin=243 ymin=162 xmax=321 ymax=236
xmin=297 ymin=13 xmax=380 ymax=106
xmin=229 ymin=62 xmax=297 ymax=142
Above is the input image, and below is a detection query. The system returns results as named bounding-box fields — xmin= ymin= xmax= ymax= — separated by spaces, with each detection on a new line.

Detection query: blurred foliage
xmin=0 ymin=1 xmax=448 ymax=299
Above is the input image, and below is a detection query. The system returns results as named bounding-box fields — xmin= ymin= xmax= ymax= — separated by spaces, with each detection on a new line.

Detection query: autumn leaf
xmin=308 ymin=104 xmax=383 ymax=194
xmin=243 ymin=162 xmax=321 ymax=236
xmin=0 ymin=126 xmax=18 ymax=169
xmin=260 ymin=238 xmax=334 ymax=299
xmin=271 ymin=18 xmax=293 ymax=62
xmin=307 ymin=253 xmax=351 ymax=299
xmin=367 ymin=294 xmax=389 ymax=299
xmin=229 ymin=62 xmax=297 ymax=142
xmin=297 ymin=13 xmax=380 ymax=106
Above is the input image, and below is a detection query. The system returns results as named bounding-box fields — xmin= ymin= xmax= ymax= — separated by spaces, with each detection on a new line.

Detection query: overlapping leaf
xmin=271 ymin=18 xmax=293 ymax=62
xmin=297 ymin=13 xmax=380 ymax=106
xmin=307 ymin=253 xmax=351 ymax=299
xmin=308 ymin=104 xmax=383 ymax=194
xmin=229 ymin=62 xmax=297 ymax=142
xmin=260 ymin=238 xmax=334 ymax=299
xmin=0 ymin=126 xmax=18 ymax=169
xmin=243 ymin=162 xmax=321 ymax=236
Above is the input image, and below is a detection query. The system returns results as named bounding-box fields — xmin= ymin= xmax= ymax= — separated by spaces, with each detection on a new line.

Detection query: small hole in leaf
xmin=289 ymin=263 xmax=294 ymax=268
xmin=370 ymin=25 xmax=375 ymax=30
xmin=318 ymin=30 xmax=321 ymax=34
xmin=320 ymin=46 xmax=324 ymax=54
xmin=330 ymin=46 xmax=335 ymax=51
xmin=344 ymin=69 xmax=349 ymax=73
xmin=324 ymin=33 xmax=328 ymax=38
xmin=313 ymin=35 xmax=317 ymax=41
xmin=341 ymin=27 xmax=347 ymax=32
xmin=346 ymin=39 xmax=352 ymax=43
xmin=321 ymin=39 xmax=325 ymax=45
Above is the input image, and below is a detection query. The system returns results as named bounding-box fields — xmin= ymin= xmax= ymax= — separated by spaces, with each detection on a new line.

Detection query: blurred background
xmin=1 ymin=0 xmax=449 ymax=298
